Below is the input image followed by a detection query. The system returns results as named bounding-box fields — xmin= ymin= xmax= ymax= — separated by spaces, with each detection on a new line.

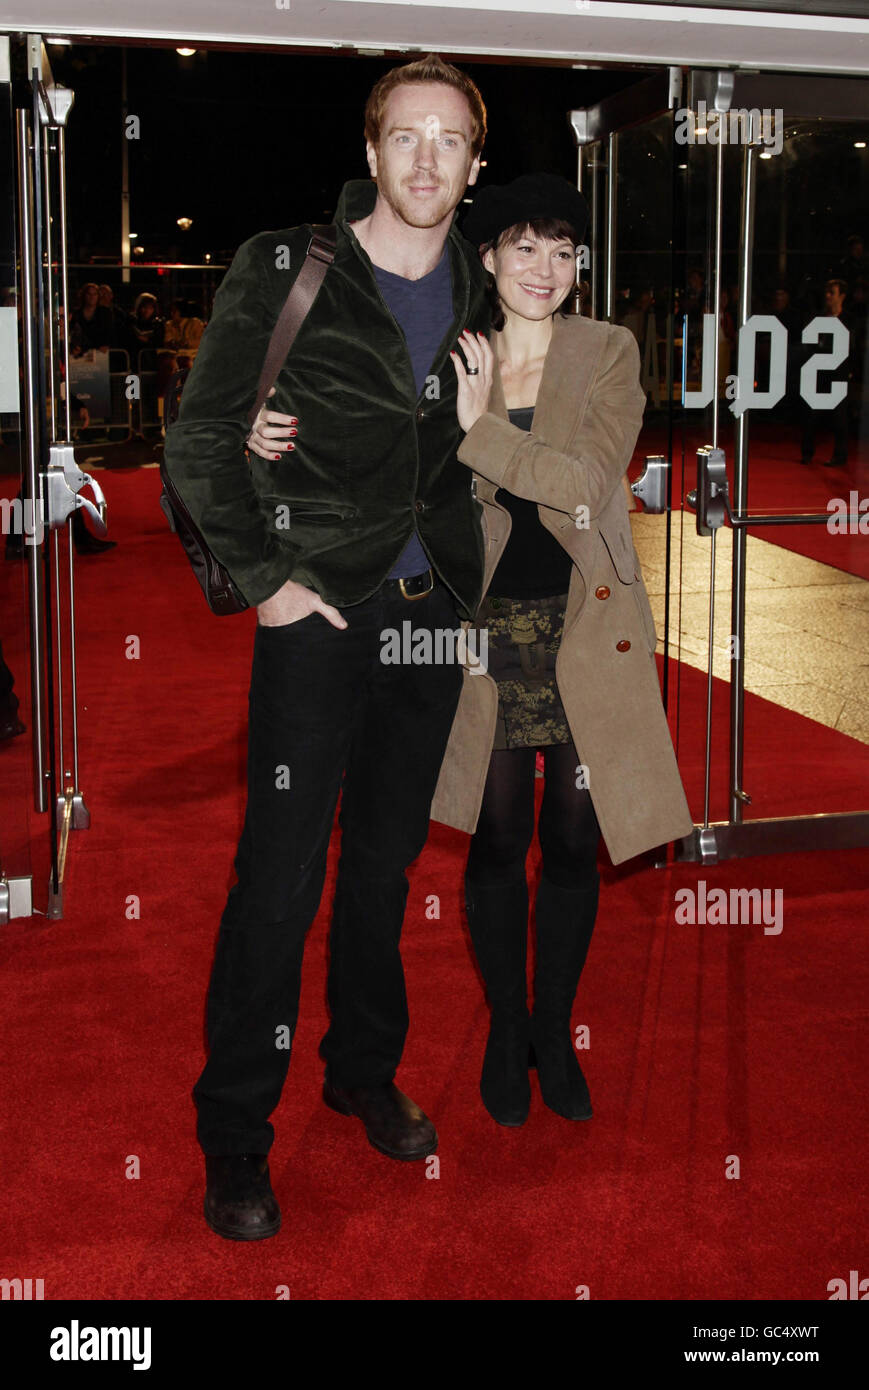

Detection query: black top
xmin=489 ymin=407 xmax=574 ymax=599
xmin=71 ymin=305 xmax=115 ymax=352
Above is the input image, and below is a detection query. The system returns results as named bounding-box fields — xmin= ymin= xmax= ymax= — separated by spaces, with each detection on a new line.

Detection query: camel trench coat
xmin=430 ymin=313 xmax=694 ymax=866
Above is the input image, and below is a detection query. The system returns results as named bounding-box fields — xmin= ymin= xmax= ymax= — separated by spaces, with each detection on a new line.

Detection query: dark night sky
xmin=28 ymin=42 xmax=866 ymax=313
xmin=45 ymin=45 xmax=640 ymax=264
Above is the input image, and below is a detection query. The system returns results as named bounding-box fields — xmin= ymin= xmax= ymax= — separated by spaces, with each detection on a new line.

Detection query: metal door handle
xmin=44 ymin=443 xmax=108 ymax=536
xmin=631 ymin=455 xmax=669 ymax=513
xmin=74 ymin=475 xmax=107 ymax=535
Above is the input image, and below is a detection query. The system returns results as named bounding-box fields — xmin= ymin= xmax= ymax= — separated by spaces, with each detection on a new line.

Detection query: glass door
xmin=0 ymin=40 xmax=34 ymax=923
xmin=610 ymin=110 xmax=680 ymax=714
xmin=574 ymin=67 xmax=869 ymax=863
xmin=672 ymin=74 xmax=869 ymax=858
xmin=2 ymin=34 xmax=103 ymax=920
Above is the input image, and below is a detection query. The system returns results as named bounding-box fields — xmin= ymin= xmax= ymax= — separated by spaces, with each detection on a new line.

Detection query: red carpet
xmin=1 ymin=466 xmax=867 ymax=1300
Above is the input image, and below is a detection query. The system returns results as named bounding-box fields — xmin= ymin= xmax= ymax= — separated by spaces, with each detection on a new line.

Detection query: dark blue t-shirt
xmin=373 ymin=246 xmax=454 ymax=579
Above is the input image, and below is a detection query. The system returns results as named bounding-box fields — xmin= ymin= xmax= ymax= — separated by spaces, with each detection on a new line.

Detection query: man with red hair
xmin=164 ymin=55 xmax=489 ymax=1240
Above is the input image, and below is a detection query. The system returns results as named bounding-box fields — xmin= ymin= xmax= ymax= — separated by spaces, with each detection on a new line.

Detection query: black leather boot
xmin=530 ymin=872 xmax=599 ymax=1121
xmin=203 ymin=1153 xmax=281 ymax=1241
xmin=72 ymin=508 xmax=116 ymax=553
xmin=465 ymin=873 xmax=531 ymax=1127
xmin=322 ymin=1081 xmax=437 ymax=1160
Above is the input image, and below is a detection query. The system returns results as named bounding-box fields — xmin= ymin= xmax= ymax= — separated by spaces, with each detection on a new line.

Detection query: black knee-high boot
xmin=464 ymin=873 xmax=531 ymax=1127
xmin=530 ymin=871 xmax=599 ymax=1121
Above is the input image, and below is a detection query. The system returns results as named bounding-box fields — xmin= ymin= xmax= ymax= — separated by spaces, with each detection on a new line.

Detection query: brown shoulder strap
xmin=247 ymin=223 xmax=337 ymax=428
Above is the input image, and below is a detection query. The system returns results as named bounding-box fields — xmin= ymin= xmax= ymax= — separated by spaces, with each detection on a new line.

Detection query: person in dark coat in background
xmin=800 ymin=278 xmax=852 ymax=467
xmin=98 ymin=284 xmax=128 ymax=348
xmin=70 ymin=282 xmax=113 ymax=355
xmin=126 ymin=292 xmax=165 ymax=360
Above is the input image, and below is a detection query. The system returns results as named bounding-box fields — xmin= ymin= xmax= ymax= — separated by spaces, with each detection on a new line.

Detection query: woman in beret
xmin=431 ymin=173 xmax=692 ymax=1128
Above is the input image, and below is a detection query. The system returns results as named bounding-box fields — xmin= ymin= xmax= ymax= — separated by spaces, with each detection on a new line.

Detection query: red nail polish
xmin=286 ymin=443 xmax=295 ymax=451
xmin=288 ymin=428 xmax=297 ymax=436
xmin=289 ymin=417 xmax=298 ymax=425
xmin=273 ymin=453 xmax=281 ymax=460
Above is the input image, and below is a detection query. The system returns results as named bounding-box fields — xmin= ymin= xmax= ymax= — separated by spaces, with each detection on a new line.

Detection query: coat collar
xmin=488 ymin=313 xmax=607 ymax=440
xmin=335 ymin=179 xmax=377 ymax=222
xmin=474 ymin=313 xmax=610 ymax=507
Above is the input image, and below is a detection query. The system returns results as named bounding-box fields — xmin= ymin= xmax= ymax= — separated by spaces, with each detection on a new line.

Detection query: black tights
xmin=466 ymin=742 xmax=601 ymax=892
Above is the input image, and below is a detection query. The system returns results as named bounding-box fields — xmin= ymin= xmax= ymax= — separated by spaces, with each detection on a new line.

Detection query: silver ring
xmin=466 ymin=366 xmax=479 ymax=375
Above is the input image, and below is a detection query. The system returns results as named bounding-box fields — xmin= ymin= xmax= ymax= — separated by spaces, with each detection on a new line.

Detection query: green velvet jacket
xmin=162 ymin=179 xmax=490 ymax=616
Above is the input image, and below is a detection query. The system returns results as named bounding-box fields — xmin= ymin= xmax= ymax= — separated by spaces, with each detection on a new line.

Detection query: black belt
xmin=382 ymin=567 xmax=435 ymax=600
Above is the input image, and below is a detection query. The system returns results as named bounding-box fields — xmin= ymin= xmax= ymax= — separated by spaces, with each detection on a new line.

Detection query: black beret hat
xmin=462 ymin=172 xmax=589 ymax=249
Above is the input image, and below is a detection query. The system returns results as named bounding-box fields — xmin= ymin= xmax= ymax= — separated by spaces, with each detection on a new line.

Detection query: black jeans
xmin=193 ymin=578 xmax=463 ymax=1155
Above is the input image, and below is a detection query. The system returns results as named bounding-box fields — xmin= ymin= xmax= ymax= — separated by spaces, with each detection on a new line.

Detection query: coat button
xmin=415 ymin=406 xmax=425 ymax=422
xmin=595 ymin=585 xmax=611 ymax=600
xmin=414 ymin=499 xmax=425 ymax=513
xmin=616 ymin=639 xmax=631 ymax=652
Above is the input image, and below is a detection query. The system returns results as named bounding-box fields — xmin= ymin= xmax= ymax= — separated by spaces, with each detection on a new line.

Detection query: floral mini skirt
xmin=475 ymin=592 xmax=572 ymax=750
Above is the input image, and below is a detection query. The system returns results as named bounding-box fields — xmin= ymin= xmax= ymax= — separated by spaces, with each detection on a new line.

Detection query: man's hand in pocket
xmin=257 ymin=579 xmax=347 ymax=630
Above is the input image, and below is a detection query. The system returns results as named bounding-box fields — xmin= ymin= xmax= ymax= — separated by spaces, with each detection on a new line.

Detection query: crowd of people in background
xmin=66 ymin=233 xmax=868 ymax=468
xmin=69 ymin=282 xmax=208 ymax=396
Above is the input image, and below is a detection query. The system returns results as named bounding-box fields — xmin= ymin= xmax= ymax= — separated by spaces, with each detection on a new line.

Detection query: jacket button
xmin=616 ymin=639 xmax=631 ymax=652
xmin=595 ymin=585 xmax=610 ymax=600
xmin=415 ymin=406 xmax=425 ymax=422
xmin=414 ymin=499 xmax=425 ymax=513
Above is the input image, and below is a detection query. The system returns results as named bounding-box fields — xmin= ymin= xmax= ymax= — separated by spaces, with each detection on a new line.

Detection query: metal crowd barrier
xmin=72 ymin=347 xmax=133 ymax=444
xmin=133 ymin=347 xmax=162 ymax=436
xmin=72 ymin=346 xmax=196 ymax=443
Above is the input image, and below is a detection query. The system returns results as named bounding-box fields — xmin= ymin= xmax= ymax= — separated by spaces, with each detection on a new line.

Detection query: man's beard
xmin=379 ymin=176 xmax=455 ymax=229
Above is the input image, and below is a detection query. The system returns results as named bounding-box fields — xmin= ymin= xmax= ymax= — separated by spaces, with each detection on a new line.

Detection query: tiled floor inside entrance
xmin=632 ymin=512 xmax=869 ymax=746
